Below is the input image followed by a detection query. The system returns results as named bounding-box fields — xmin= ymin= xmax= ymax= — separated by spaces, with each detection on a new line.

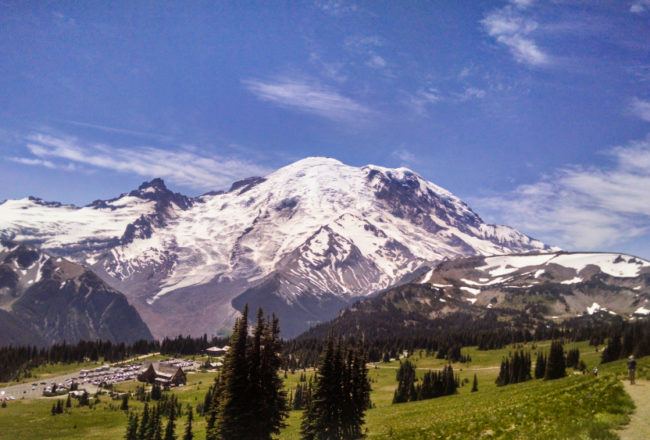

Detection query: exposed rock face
xmin=418 ymin=252 xmax=650 ymax=319
xmin=0 ymin=157 xmax=552 ymax=338
xmin=0 ymin=241 xmax=152 ymax=346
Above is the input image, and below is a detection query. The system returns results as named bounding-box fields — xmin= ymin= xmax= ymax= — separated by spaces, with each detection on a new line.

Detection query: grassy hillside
xmin=0 ymin=341 xmax=640 ymax=439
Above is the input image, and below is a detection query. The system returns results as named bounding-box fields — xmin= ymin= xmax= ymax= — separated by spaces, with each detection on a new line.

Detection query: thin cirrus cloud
xmin=481 ymin=2 xmax=551 ymax=67
xmin=243 ymin=78 xmax=372 ymax=121
xmin=471 ymin=135 xmax=650 ymax=251
xmin=630 ymin=97 xmax=650 ymax=122
xmin=13 ymin=132 xmax=274 ymax=190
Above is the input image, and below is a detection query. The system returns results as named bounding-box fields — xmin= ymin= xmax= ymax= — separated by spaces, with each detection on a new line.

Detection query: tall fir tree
xmin=544 ymin=340 xmax=566 ymax=380
xmin=300 ymin=335 xmax=370 ymax=440
xmin=213 ymin=305 xmax=250 ymax=440
xmin=207 ymin=305 xmax=287 ymax=440
xmin=125 ymin=413 xmax=139 ymax=440
xmin=183 ymin=406 xmax=193 ymax=440
xmin=601 ymin=333 xmax=622 ymax=363
xmin=392 ymin=360 xmax=417 ymax=403
xmin=471 ymin=374 xmax=478 ymax=392
xmin=163 ymin=400 xmax=176 ymax=440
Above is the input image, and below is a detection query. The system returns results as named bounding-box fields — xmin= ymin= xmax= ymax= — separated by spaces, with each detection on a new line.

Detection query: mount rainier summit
xmin=0 ymin=157 xmax=554 ymax=337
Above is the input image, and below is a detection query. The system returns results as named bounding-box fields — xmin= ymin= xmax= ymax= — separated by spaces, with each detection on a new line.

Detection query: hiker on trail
xmin=627 ymin=355 xmax=636 ymax=385
xmin=593 ymin=366 xmax=598 ymax=377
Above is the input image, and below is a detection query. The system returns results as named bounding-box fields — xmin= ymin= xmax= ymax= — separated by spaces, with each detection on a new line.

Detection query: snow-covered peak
xmin=0 ymin=156 xmax=555 ymax=338
xmin=477 ymin=252 xmax=650 ymax=279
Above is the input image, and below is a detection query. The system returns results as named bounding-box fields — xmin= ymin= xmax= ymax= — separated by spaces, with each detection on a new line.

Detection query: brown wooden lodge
xmin=137 ymin=361 xmax=187 ymax=387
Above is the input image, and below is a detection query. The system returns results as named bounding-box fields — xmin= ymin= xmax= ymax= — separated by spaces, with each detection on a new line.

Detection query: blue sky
xmin=1 ymin=0 xmax=649 ymax=258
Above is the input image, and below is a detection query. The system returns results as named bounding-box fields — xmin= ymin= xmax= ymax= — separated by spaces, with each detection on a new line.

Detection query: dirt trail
xmin=619 ymin=379 xmax=650 ymax=440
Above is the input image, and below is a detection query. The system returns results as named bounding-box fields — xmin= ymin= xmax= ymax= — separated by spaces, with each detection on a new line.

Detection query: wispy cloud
xmin=471 ymin=135 xmax=650 ymax=250
xmin=243 ymin=77 xmax=371 ymax=121
xmin=344 ymin=35 xmax=389 ymax=72
xmin=62 ymin=120 xmax=173 ymax=141
xmin=630 ymin=0 xmax=650 ymax=14
xmin=457 ymin=87 xmax=486 ymax=101
xmin=12 ymin=132 xmax=273 ymax=190
xmin=630 ymin=97 xmax=650 ymax=121
xmin=391 ymin=149 xmax=416 ymax=164
xmin=315 ymin=0 xmax=358 ymax=16
xmin=406 ymin=88 xmax=442 ymax=115
xmin=482 ymin=5 xmax=551 ymax=67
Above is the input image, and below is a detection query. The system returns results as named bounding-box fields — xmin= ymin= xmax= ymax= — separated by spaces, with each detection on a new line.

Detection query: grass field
xmin=0 ymin=340 xmax=641 ymax=439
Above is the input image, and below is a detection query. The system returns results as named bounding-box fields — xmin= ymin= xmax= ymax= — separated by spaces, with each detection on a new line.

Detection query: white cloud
xmin=482 ymin=6 xmax=550 ymax=67
xmin=630 ymin=0 xmax=650 ymax=14
xmin=315 ymin=0 xmax=358 ymax=16
xmin=457 ymin=87 xmax=486 ymax=101
xmin=13 ymin=132 xmax=273 ymax=190
xmin=630 ymin=97 xmax=650 ymax=121
xmin=391 ymin=149 xmax=416 ymax=164
xmin=471 ymin=135 xmax=650 ymax=250
xmin=243 ymin=77 xmax=371 ymax=121
xmin=367 ymin=54 xmax=387 ymax=69
xmin=510 ymin=0 xmax=534 ymax=8
xmin=406 ymin=88 xmax=441 ymax=115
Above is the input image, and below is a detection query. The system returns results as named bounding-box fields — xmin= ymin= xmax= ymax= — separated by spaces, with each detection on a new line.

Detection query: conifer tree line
xmin=565 ymin=348 xmax=580 ymax=369
xmin=534 ymin=352 xmax=547 ymax=379
xmin=495 ymin=351 xmax=531 ymax=386
xmin=289 ymin=380 xmax=313 ymax=410
xmin=124 ymin=396 xmax=184 ymax=440
xmin=290 ymin=314 xmax=645 ymax=369
xmin=0 ymin=339 xmax=157 ymax=382
xmin=392 ymin=360 xmax=458 ymax=403
xmin=544 ymin=340 xmax=566 ymax=380
xmin=600 ymin=319 xmax=650 ymax=363
xmin=300 ymin=334 xmax=371 ymax=440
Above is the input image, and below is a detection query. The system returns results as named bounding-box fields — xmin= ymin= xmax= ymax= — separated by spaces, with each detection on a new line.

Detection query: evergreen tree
xmin=544 ymin=340 xmax=566 ymax=380
xmin=164 ymin=401 xmax=176 ymax=440
xmin=392 ymin=360 xmax=417 ymax=403
xmin=138 ymin=403 xmax=150 ymax=440
xmin=251 ymin=312 xmax=288 ymax=439
xmin=121 ymin=393 xmax=130 ymax=411
xmin=300 ymin=335 xmax=370 ymax=440
xmin=183 ymin=406 xmax=193 ymax=440
xmin=471 ymin=374 xmax=478 ymax=392
xmin=601 ymin=333 xmax=622 ymax=363
xmin=125 ymin=413 xmax=139 ymax=440
xmin=151 ymin=383 xmax=162 ymax=400
xmin=566 ymin=348 xmax=580 ymax=369
xmin=66 ymin=394 xmax=71 ymax=408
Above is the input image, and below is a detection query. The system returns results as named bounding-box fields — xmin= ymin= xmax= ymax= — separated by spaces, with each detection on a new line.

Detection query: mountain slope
xmin=0 ymin=241 xmax=153 ymax=346
xmin=299 ymin=251 xmax=650 ymax=341
xmin=418 ymin=251 xmax=650 ymax=318
xmin=0 ymin=157 xmax=552 ymax=338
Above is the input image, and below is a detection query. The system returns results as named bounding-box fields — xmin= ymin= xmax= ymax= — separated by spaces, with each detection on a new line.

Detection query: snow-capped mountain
xmin=419 ymin=252 xmax=650 ymax=318
xmin=0 ymin=157 xmax=553 ymax=337
xmin=0 ymin=240 xmax=152 ymax=346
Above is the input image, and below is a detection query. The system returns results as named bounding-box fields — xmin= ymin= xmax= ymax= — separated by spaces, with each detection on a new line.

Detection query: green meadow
xmin=0 ymin=340 xmax=641 ymax=439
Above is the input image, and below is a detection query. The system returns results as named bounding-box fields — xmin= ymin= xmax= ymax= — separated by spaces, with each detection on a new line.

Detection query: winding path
xmin=619 ymin=379 xmax=650 ymax=440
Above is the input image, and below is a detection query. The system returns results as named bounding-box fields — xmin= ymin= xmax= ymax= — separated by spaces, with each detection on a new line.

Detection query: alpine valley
xmin=2 ymin=157 xmax=646 ymax=342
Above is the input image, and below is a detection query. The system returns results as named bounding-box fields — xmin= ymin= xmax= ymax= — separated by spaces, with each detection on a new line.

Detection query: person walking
xmin=627 ymin=355 xmax=636 ymax=385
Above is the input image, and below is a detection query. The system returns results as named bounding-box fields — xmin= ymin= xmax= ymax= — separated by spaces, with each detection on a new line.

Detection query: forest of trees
xmin=495 ymin=351 xmax=531 ymax=386
xmin=392 ymin=360 xmax=458 ymax=403
xmin=0 ymin=339 xmax=157 ymax=382
xmin=300 ymin=334 xmax=371 ymax=440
